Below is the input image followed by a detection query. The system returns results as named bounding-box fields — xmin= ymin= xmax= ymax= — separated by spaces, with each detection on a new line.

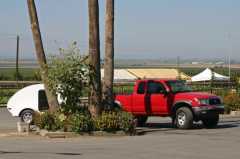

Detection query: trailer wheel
xmin=20 ymin=109 xmax=34 ymax=124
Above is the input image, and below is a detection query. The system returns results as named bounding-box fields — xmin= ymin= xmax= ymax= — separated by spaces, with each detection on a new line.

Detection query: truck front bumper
xmin=193 ymin=105 xmax=225 ymax=118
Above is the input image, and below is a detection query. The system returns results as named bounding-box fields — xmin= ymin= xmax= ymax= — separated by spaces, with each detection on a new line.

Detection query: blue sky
xmin=0 ymin=0 xmax=240 ymax=60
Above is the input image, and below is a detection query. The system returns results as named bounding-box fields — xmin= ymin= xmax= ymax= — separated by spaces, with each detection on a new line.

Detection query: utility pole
xmin=228 ymin=54 xmax=231 ymax=80
xmin=210 ymin=67 xmax=215 ymax=94
xmin=227 ymin=33 xmax=232 ymax=87
xmin=177 ymin=56 xmax=180 ymax=80
xmin=16 ymin=35 xmax=20 ymax=82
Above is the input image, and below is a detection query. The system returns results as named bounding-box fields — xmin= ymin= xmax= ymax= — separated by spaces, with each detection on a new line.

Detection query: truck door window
xmin=137 ymin=82 xmax=145 ymax=94
xmin=147 ymin=82 xmax=165 ymax=94
xmin=38 ymin=90 xmax=49 ymax=111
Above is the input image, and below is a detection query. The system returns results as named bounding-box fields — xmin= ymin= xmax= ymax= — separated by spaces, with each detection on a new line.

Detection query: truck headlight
xmin=199 ymin=99 xmax=209 ymax=105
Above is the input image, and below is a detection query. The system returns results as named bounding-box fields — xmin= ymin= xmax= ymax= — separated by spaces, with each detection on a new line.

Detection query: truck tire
xmin=175 ymin=107 xmax=193 ymax=129
xmin=202 ymin=114 xmax=219 ymax=129
xmin=20 ymin=109 xmax=34 ymax=124
xmin=135 ymin=116 xmax=148 ymax=127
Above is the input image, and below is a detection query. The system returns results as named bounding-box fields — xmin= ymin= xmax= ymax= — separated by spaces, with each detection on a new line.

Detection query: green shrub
xmin=224 ymin=92 xmax=240 ymax=112
xmin=68 ymin=112 xmax=93 ymax=133
xmin=33 ymin=110 xmax=135 ymax=134
xmin=47 ymin=43 xmax=90 ymax=113
xmin=118 ymin=111 xmax=135 ymax=133
xmin=93 ymin=111 xmax=134 ymax=133
xmin=33 ymin=111 xmax=64 ymax=131
xmin=33 ymin=108 xmax=92 ymax=132
xmin=94 ymin=111 xmax=120 ymax=132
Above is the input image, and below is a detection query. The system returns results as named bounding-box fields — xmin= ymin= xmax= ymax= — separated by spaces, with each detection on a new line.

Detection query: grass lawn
xmin=0 ymin=89 xmax=19 ymax=105
xmin=0 ymin=68 xmax=39 ymax=81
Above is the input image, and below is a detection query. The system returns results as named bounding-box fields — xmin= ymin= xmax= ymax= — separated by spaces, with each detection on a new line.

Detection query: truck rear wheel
xmin=175 ymin=107 xmax=193 ymax=129
xmin=135 ymin=116 xmax=148 ymax=127
xmin=202 ymin=114 xmax=219 ymax=129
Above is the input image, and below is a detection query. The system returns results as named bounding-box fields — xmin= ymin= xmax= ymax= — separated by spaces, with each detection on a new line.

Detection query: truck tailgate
xmin=115 ymin=94 xmax=133 ymax=112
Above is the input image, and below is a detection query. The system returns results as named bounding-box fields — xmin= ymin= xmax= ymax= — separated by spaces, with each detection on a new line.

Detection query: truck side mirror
xmin=164 ymin=89 xmax=170 ymax=95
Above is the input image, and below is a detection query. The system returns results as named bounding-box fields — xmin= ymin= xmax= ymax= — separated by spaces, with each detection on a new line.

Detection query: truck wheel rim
xmin=23 ymin=113 xmax=32 ymax=124
xmin=177 ymin=112 xmax=186 ymax=126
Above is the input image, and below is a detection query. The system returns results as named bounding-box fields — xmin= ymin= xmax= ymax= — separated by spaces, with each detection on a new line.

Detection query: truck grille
xmin=209 ymin=98 xmax=221 ymax=105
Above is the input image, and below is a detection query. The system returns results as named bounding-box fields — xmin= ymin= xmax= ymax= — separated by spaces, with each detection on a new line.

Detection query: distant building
xmin=101 ymin=69 xmax=137 ymax=82
xmin=215 ymin=61 xmax=224 ymax=65
xmin=127 ymin=69 xmax=191 ymax=80
xmin=192 ymin=62 xmax=199 ymax=65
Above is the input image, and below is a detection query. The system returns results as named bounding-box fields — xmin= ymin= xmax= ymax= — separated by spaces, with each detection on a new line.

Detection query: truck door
xmin=147 ymin=81 xmax=168 ymax=114
xmin=132 ymin=81 xmax=147 ymax=114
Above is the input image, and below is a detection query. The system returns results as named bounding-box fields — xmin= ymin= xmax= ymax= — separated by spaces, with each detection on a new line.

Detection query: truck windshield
xmin=166 ymin=81 xmax=192 ymax=93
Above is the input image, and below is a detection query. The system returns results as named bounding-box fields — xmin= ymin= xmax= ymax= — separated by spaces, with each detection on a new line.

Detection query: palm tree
xmin=27 ymin=0 xmax=59 ymax=112
xmin=88 ymin=0 xmax=102 ymax=117
xmin=103 ymin=0 xmax=114 ymax=109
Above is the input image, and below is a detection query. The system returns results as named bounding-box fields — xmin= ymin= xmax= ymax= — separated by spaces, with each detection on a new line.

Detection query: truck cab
xmin=115 ymin=79 xmax=224 ymax=129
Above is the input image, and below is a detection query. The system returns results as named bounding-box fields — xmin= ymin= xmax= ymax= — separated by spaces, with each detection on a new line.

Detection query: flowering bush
xmin=93 ymin=111 xmax=134 ymax=133
xmin=47 ymin=43 xmax=90 ymax=113
xmin=33 ymin=110 xmax=135 ymax=134
xmin=33 ymin=111 xmax=63 ymax=131
xmin=224 ymin=92 xmax=240 ymax=113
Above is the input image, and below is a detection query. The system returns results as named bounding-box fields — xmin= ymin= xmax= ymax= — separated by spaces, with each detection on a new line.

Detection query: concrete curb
xmin=38 ymin=130 xmax=78 ymax=138
xmin=220 ymin=114 xmax=240 ymax=119
xmin=38 ymin=130 xmax=129 ymax=138
xmin=0 ymin=132 xmax=29 ymax=137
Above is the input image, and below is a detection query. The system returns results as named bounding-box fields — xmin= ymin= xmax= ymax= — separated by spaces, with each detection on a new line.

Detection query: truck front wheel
xmin=175 ymin=107 xmax=193 ymax=129
xmin=202 ymin=114 xmax=219 ymax=129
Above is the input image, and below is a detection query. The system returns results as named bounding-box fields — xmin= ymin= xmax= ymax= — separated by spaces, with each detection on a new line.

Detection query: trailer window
xmin=38 ymin=90 xmax=49 ymax=111
xmin=137 ymin=82 xmax=145 ymax=94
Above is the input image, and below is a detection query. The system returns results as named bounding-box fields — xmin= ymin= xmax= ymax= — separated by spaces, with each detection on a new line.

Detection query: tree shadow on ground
xmin=0 ymin=151 xmax=82 ymax=156
xmin=136 ymin=121 xmax=239 ymax=135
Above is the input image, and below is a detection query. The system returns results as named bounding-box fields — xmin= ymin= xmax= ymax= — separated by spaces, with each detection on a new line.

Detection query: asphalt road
xmin=1 ymin=108 xmax=240 ymax=159
xmin=0 ymin=108 xmax=18 ymax=133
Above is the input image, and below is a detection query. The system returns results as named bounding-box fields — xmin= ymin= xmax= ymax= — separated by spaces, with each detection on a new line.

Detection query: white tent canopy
xmin=101 ymin=69 xmax=137 ymax=81
xmin=191 ymin=68 xmax=230 ymax=82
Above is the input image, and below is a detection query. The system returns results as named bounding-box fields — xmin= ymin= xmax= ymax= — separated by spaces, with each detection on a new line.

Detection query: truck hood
xmin=174 ymin=92 xmax=217 ymax=99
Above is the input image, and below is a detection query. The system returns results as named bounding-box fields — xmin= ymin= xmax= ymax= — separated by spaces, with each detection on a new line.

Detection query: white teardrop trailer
xmin=7 ymin=84 xmax=88 ymax=123
xmin=7 ymin=84 xmax=51 ymax=123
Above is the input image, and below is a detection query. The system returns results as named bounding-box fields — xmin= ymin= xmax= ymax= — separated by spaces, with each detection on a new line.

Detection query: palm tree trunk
xmin=27 ymin=0 xmax=59 ymax=112
xmin=88 ymin=0 xmax=102 ymax=117
xmin=103 ymin=0 xmax=114 ymax=109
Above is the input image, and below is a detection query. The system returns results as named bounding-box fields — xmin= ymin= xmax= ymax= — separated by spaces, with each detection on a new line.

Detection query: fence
xmin=0 ymin=80 xmax=239 ymax=106
xmin=187 ymin=81 xmax=239 ymax=97
xmin=0 ymin=81 xmax=40 ymax=105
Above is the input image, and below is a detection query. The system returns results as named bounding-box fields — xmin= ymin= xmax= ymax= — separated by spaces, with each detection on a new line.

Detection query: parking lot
xmin=1 ymin=107 xmax=240 ymax=159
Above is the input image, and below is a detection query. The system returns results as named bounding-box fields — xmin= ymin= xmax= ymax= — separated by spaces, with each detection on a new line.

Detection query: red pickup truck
xmin=115 ymin=79 xmax=224 ymax=129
